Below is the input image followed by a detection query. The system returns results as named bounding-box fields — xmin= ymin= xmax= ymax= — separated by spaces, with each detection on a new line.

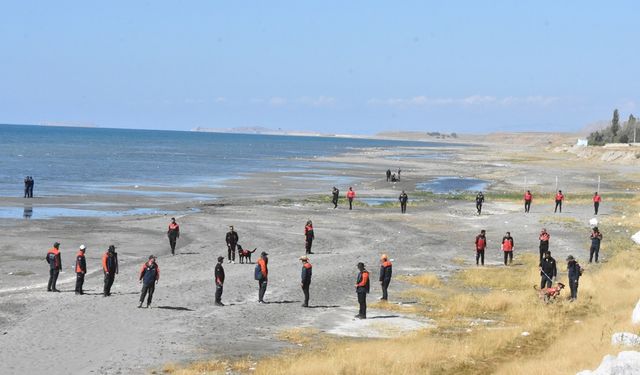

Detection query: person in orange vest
xmin=138 ymin=255 xmax=160 ymax=308
xmin=46 ymin=242 xmax=62 ymax=292
xmin=355 ymin=262 xmax=370 ymax=319
xmin=167 ymin=217 xmax=180 ymax=255
xmin=539 ymin=228 xmax=550 ymax=262
xmin=300 ymin=255 xmax=312 ymax=307
xmin=255 ymin=251 xmax=269 ymax=303
xmin=593 ymin=192 xmax=602 ymax=215
xmin=524 ymin=190 xmax=533 ymax=213
xmin=215 ymin=256 xmax=225 ymax=306
xmin=346 ymin=187 xmax=356 ymax=210
xmin=304 ymin=220 xmax=315 ymax=255
xmin=379 ymin=254 xmax=393 ymax=300
xmin=102 ymin=245 xmax=119 ymax=297
xmin=475 ymin=230 xmax=487 ymax=266
xmin=554 ymin=190 xmax=564 ymax=213
xmin=75 ymin=245 xmax=87 ymax=295
xmin=501 ymin=232 xmax=514 ymax=266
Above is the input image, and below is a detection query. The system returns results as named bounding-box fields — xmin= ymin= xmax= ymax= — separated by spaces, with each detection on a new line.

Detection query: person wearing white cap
xmin=75 ymin=245 xmax=87 ymax=295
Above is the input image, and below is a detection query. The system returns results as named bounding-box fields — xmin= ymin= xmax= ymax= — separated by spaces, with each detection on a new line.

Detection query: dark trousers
xmin=348 ymin=198 xmax=353 ymax=210
xmin=594 ymin=202 xmax=599 ymax=215
xmin=476 ymin=203 xmax=482 ymax=215
xmin=302 ymin=283 xmax=310 ymax=306
xmin=381 ymin=280 xmax=390 ymax=300
xmin=400 ymin=202 xmax=407 ymax=213
xmin=75 ymin=273 xmax=85 ymax=294
xmin=258 ymin=280 xmax=267 ymax=302
xmin=103 ymin=273 xmax=115 ymax=296
xmin=48 ymin=269 xmax=59 ymax=291
xmin=590 ymin=246 xmax=599 ymax=263
xmin=332 ymin=197 xmax=338 ymax=208
xmin=305 ymin=238 xmax=313 ymax=254
xmin=554 ymin=200 xmax=562 ymax=213
xmin=24 ymin=187 xmax=29 ymax=198
xmin=540 ymin=275 xmax=552 ymax=289
xmin=215 ymin=284 xmax=223 ymax=303
xmin=503 ymin=251 xmax=513 ymax=265
xmin=28 ymin=186 xmax=33 ymax=198
xmin=228 ymin=244 xmax=236 ymax=261
xmin=524 ymin=200 xmax=531 ymax=213
xmin=357 ymin=291 xmax=367 ymax=317
xmin=140 ymin=284 xmax=155 ymax=305
xmin=169 ymin=235 xmax=178 ymax=255
xmin=476 ymin=249 xmax=485 ymax=265
xmin=539 ymin=243 xmax=549 ymax=262
xmin=569 ymin=280 xmax=579 ymax=300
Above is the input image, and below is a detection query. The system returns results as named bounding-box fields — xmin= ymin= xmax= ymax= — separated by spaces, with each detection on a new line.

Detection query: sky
xmin=0 ymin=1 xmax=638 ymax=134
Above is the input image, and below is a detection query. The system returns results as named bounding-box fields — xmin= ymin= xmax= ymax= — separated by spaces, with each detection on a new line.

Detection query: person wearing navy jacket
xmin=138 ymin=255 xmax=160 ymax=308
xmin=300 ymin=256 xmax=312 ymax=307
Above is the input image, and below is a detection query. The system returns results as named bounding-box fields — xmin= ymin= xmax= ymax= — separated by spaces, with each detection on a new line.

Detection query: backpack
xmin=254 ymin=264 xmax=262 ymax=280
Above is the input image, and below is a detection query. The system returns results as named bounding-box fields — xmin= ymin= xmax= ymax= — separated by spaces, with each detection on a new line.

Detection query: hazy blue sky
xmin=1 ymin=1 xmax=638 ymax=134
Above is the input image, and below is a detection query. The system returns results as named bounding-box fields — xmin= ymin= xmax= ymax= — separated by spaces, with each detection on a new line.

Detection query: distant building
xmin=576 ymin=139 xmax=588 ymax=147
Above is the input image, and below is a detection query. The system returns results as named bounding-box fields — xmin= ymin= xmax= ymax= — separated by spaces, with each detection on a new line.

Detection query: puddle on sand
xmin=417 ymin=177 xmax=489 ymax=194
xmin=0 ymin=206 xmax=198 ymax=220
xmin=359 ymin=197 xmax=398 ymax=206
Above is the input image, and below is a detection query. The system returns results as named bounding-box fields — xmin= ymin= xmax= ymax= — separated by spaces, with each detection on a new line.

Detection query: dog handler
xmin=539 ymin=250 xmax=557 ymax=289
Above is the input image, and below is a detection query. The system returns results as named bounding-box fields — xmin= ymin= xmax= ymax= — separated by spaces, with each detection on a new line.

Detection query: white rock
xmin=521 ymin=331 xmax=530 ymax=336
xmin=577 ymin=351 xmax=640 ymax=375
xmin=633 ymin=300 xmax=640 ymax=325
xmin=590 ymin=218 xmax=599 ymax=227
xmin=632 ymin=231 xmax=640 ymax=246
xmin=612 ymin=332 xmax=640 ymax=347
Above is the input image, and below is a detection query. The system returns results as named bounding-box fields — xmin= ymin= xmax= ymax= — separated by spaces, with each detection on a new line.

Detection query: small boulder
xmin=612 ymin=332 xmax=640 ymax=347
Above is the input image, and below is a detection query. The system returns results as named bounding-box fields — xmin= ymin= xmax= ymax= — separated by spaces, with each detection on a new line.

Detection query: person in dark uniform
xmin=226 ymin=226 xmax=239 ymax=264
xmin=167 ymin=217 xmax=180 ymax=255
xmin=475 ymin=192 xmax=485 ymax=215
xmin=355 ymin=262 xmax=370 ymax=319
xmin=46 ymin=242 xmax=62 ymax=292
xmin=539 ymin=250 xmax=557 ymax=289
xmin=399 ymin=191 xmax=408 ymax=214
xmin=539 ymin=228 xmax=550 ymax=262
xmin=300 ymin=255 xmax=312 ymax=307
xmin=589 ymin=227 xmax=603 ymax=263
xmin=304 ymin=220 xmax=314 ymax=254
xmin=75 ymin=245 xmax=87 ymax=295
xmin=102 ymin=245 xmax=119 ymax=297
xmin=566 ymin=255 xmax=582 ymax=301
xmin=215 ymin=256 xmax=225 ymax=306
xmin=27 ymin=176 xmax=34 ymax=198
xmin=379 ymin=254 xmax=392 ymax=300
xmin=475 ymin=230 xmax=487 ymax=266
xmin=138 ymin=255 xmax=159 ymax=308
xmin=24 ymin=176 xmax=29 ymax=198
xmin=256 ymin=251 xmax=269 ymax=303
xmin=593 ymin=192 xmax=602 ymax=215
xmin=386 ymin=169 xmax=391 ymax=182
xmin=332 ymin=187 xmax=340 ymax=209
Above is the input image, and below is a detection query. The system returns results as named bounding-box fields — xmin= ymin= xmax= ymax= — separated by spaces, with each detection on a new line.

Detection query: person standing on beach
xmin=75 ymin=245 xmax=87 ymax=295
xmin=397 ymin=168 xmax=401 ymax=181
xmin=501 ymin=232 xmax=514 ymax=266
xmin=138 ymin=255 xmax=159 ymax=308
xmin=226 ymin=226 xmax=239 ymax=264
xmin=215 ymin=256 xmax=225 ymax=306
xmin=379 ymin=254 xmax=392 ymax=301
xmin=539 ymin=250 xmax=557 ymax=289
xmin=167 ymin=218 xmax=180 ymax=255
xmin=475 ymin=192 xmax=485 ymax=215
xmin=554 ymin=190 xmax=564 ymax=213
xmin=304 ymin=220 xmax=314 ymax=254
xmin=255 ymin=251 xmax=269 ymax=303
xmin=566 ymin=255 xmax=582 ymax=301
xmin=331 ymin=187 xmax=340 ymax=209
xmin=475 ymin=230 xmax=487 ymax=266
xmin=355 ymin=262 xmax=370 ymax=319
xmin=346 ymin=187 xmax=356 ymax=210
xmin=524 ymin=190 xmax=533 ymax=213
xmin=539 ymin=228 xmax=550 ymax=262
xmin=102 ymin=245 xmax=118 ymax=296
xmin=28 ymin=176 xmax=34 ymax=198
xmin=589 ymin=227 xmax=603 ymax=263
xmin=300 ymin=256 xmax=312 ymax=307
xmin=23 ymin=176 xmax=29 ymax=198
xmin=46 ymin=242 xmax=62 ymax=292
xmin=593 ymin=192 xmax=602 ymax=215
xmin=386 ymin=169 xmax=391 ymax=182
xmin=399 ymin=191 xmax=408 ymax=214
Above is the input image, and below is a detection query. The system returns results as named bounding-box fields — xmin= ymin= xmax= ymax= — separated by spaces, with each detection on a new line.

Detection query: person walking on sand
xmin=399 ymin=190 xmax=408 ymax=214
xmin=331 ymin=186 xmax=340 ymax=209
xmin=524 ymin=190 xmax=533 ymax=213
xmin=300 ymin=256 xmax=312 ymax=307
xmin=593 ymin=192 xmax=602 ymax=215
xmin=554 ymin=190 xmax=564 ymax=213
xmin=215 ymin=256 xmax=225 ymax=306
xmin=589 ymin=227 xmax=603 ymax=263
xmin=355 ymin=262 xmax=370 ymax=319
xmin=386 ymin=169 xmax=391 ymax=182
xmin=475 ymin=191 xmax=485 ymax=215
xmin=304 ymin=220 xmax=315 ymax=254
xmin=226 ymin=225 xmax=239 ymax=264
xmin=539 ymin=228 xmax=550 ymax=262
xmin=539 ymin=250 xmax=557 ymax=289
xmin=501 ymin=232 xmax=514 ymax=266
xmin=167 ymin=217 xmax=180 ymax=255
xmin=46 ymin=242 xmax=62 ymax=292
xmin=102 ymin=245 xmax=119 ymax=297
xmin=566 ymin=255 xmax=582 ymax=301
xmin=255 ymin=251 xmax=269 ymax=303
xmin=379 ymin=254 xmax=393 ymax=300
xmin=138 ymin=255 xmax=159 ymax=308
xmin=346 ymin=187 xmax=356 ymax=210
xmin=475 ymin=230 xmax=487 ymax=266
xmin=75 ymin=245 xmax=87 ymax=295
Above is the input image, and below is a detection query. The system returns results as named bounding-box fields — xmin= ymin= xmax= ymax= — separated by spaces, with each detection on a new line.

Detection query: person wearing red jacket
xmin=524 ymin=190 xmax=533 ymax=213
xmin=346 ymin=187 xmax=356 ymax=210
xmin=539 ymin=228 xmax=550 ymax=262
xmin=501 ymin=232 xmax=514 ymax=266
xmin=46 ymin=242 xmax=62 ymax=292
xmin=554 ymin=190 xmax=564 ymax=213
xmin=475 ymin=230 xmax=487 ymax=266
xmin=304 ymin=220 xmax=315 ymax=254
xmin=102 ymin=245 xmax=119 ymax=297
xmin=75 ymin=245 xmax=87 ymax=295
xmin=167 ymin=218 xmax=180 ymax=255
xmin=138 ymin=255 xmax=160 ymax=308
xmin=593 ymin=192 xmax=602 ymax=215
xmin=355 ymin=262 xmax=370 ymax=319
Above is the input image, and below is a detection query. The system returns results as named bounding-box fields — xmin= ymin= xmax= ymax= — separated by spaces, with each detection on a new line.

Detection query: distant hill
xmin=191 ymin=126 xmax=347 ymax=137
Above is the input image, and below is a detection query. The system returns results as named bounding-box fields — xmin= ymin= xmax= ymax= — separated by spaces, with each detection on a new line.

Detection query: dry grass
xmin=397 ymin=272 xmax=443 ymax=288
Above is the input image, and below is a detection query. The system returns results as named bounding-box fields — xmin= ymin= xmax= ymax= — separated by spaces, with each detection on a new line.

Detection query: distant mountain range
xmin=191 ymin=126 xmax=356 ymax=138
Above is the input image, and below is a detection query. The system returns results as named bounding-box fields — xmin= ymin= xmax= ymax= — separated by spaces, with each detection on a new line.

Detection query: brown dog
xmin=237 ymin=245 xmax=257 ymax=264
xmin=534 ymin=283 xmax=565 ymax=302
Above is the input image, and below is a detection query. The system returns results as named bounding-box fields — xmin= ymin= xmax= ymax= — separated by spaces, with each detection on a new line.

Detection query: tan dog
xmin=534 ymin=282 xmax=565 ymax=302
